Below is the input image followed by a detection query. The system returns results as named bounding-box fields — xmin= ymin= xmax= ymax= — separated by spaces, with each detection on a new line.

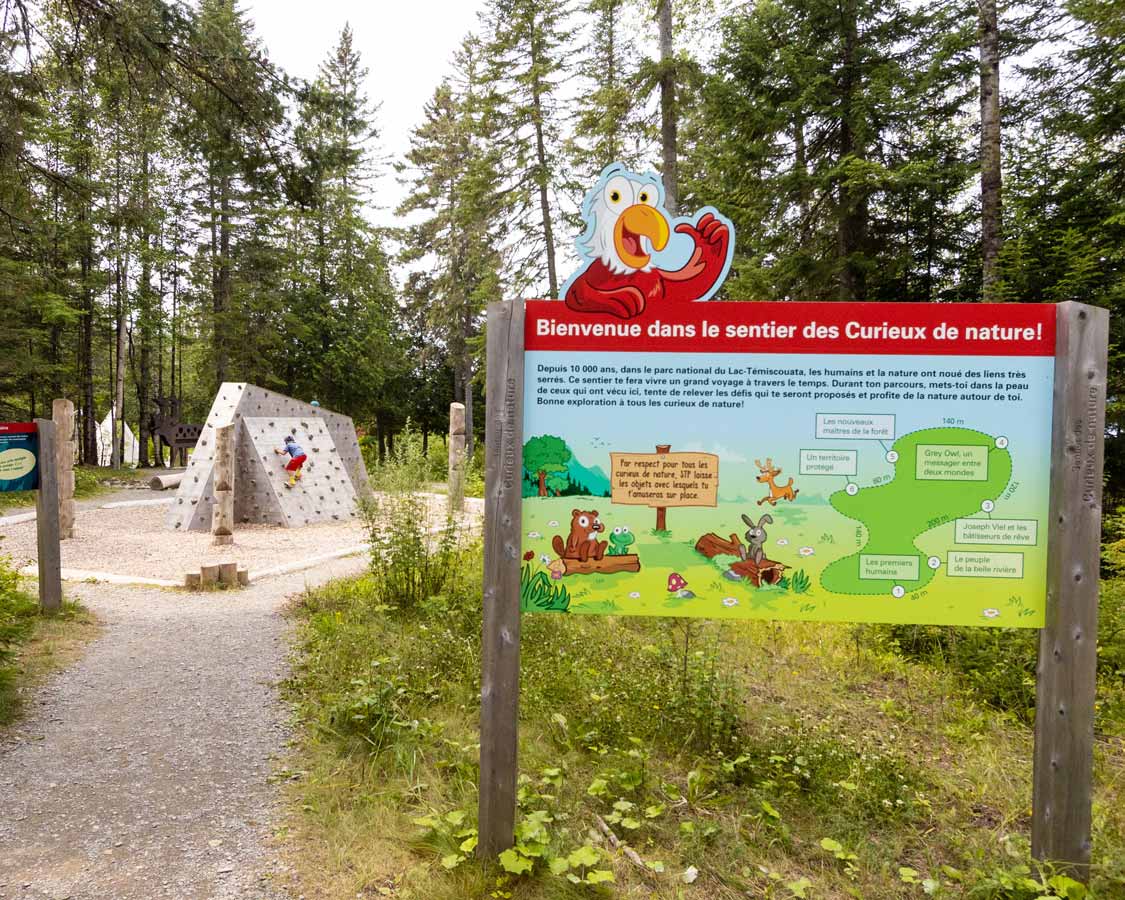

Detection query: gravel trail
xmin=0 ymin=556 xmax=367 ymax=900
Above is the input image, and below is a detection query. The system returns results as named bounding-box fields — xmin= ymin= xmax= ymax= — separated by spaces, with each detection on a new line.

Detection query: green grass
xmin=0 ymin=558 xmax=98 ymax=726
xmin=281 ymin=549 xmax=1125 ymax=899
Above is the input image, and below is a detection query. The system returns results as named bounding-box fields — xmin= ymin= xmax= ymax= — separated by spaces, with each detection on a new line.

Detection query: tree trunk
xmin=531 ymin=85 xmax=558 ymax=294
xmin=80 ymin=217 xmax=96 ymax=465
xmin=537 ymin=470 xmax=547 ymax=497
xmin=462 ymin=323 xmax=475 ymax=459
xmin=836 ymin=0 xmax=867 ymax=302
xmin=979 ymin=0 xmax=1003 ymax=301
xmin=211 ymin=161 xmax=232 ymax=390
xmin=112 ymin=131 xmax=126 ymax=470
xmin=137 ymin=149 xmax=152 ymax=468
xmin=529 ymin=30 xmax=558 ymax=298
xmin=113 ymin=282 xmax=126 ymax=468
xmin=657 ymin=0 xmax=678 ymax=215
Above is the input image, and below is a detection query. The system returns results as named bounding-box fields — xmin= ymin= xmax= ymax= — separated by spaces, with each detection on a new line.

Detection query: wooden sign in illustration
xmin=610 ymin=447 xmax=718 ymax=531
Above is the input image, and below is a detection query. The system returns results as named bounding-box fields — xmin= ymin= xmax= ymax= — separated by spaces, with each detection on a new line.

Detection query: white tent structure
xmin=96 ymin=409 xmax=140 ymax=467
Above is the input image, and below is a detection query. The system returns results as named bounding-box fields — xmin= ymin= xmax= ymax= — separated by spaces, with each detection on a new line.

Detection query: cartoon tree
xmin=544 ymin=471 xmax=570 ymax=496
xmin=524 ymin=435 xmax=572 ymax=497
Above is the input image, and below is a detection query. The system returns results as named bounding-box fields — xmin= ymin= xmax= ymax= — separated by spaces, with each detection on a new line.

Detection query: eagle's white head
xmin=576 ymin=165 xmax=672 ymax=275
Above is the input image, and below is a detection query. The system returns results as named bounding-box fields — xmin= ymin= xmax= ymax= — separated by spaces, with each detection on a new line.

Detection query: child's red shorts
xmin=285 ymin=454 xmax=307 ymax=472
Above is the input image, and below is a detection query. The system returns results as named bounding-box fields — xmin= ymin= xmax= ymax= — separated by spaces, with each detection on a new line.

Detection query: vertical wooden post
xmin=1032 ymin=301 xmax=1108 ymax=881
xmin=479 ymin=300 xmax=525 ymax=857
xmin=211 ymin=423 xmax=235 ymax=546
xmin=654 ymin=444 xmax=671 ymax=531
xmin=52 ymin=399 xmax=76 ymax=540
xmin=35 ymin=419 xmax=63 ymax=613
xmin=448 ymin=402 xmax=466 ymax=514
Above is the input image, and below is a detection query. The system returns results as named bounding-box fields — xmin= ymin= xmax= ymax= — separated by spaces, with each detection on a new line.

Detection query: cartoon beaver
xmin=551 ymin=509 xmax=608 ymax=562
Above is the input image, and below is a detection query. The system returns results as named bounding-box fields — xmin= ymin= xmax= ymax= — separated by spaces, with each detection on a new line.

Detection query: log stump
xmin=727 ymin=557 xmax=788 ymax=587
xmin=695 ymin=532 xmax=745 ymax=559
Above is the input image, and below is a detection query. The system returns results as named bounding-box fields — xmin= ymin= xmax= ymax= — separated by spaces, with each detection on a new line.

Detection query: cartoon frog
xmin=608 ymin=525 xmax=635 ymax=556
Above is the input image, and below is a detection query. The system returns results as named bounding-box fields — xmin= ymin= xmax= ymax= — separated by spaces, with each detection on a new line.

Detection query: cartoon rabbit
xmin=741 ymin=513 xmax=773 ymax=565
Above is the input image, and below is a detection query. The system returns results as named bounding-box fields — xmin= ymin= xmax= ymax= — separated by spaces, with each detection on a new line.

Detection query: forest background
xmin=0 ymin=0 xmax=1121 ymax=499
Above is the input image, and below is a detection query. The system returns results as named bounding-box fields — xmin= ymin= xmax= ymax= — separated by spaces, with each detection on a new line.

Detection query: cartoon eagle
xmin=562 ymin=164 xmax=735 ymax=320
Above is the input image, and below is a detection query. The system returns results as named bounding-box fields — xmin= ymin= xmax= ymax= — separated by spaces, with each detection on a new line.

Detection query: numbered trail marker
xmin=480 ymin=163 xmax=1107 ymax=882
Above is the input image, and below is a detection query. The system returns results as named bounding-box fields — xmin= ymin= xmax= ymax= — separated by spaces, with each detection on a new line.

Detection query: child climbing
xmin=274 ymin=434 xmax=307 ymax=488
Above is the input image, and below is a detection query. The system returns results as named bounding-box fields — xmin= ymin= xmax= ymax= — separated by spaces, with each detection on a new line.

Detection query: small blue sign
xmin=0 ymin=423 xmax=40 ymax=492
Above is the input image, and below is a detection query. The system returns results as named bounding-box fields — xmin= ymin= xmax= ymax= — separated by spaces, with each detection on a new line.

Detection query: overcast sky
xmin=245 ymin=0 xmax=488 ymax=228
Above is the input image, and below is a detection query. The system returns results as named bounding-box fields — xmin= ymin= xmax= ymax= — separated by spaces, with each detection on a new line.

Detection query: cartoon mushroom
xmin=667 ymin=572 xmax=688 ymax=592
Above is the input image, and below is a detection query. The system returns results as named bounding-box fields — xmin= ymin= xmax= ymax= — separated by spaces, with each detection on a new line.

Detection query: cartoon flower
xmin=629 ymin=591 xmax=641 ymax=599
xmin=798 ymin=546 xmax=815 ymax=557
xmin=776 ymin=538 xmax=789 ymax=546
xmin=722 ymin=597 xmax=739 ymax=608
xmin=523 ymin=551 xmax=535 ymax=562
xmin=527 ymin=530 xmax=542 ymax=539
xmin=548 ymin=520 xmax=559 ymax=527
xmin=983 ymin=608 xmax=1000 ymax=619
xmin=540 ymin=554 xmax=551 ymax=565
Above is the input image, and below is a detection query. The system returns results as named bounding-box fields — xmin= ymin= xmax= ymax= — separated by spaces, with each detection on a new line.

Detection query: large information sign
xmin=520 ymin=301 xmax=1055 ymax=627
xmin=0 ymin=422 xmax=40 ymax=493
xmin=482 ymin=164 xmax=1106 ymax=871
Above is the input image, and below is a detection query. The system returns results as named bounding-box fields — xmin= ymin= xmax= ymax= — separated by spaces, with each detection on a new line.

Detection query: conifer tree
xmin=568 ymin=0 xmax=647 ymax=180
xmin=483 ymin=0 xmax=573 ymax=298
xmin=399 ymin=36 xmax=506 ymax=456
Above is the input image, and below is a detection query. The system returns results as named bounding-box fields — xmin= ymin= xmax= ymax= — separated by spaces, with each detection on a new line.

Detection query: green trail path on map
xmin=820 ymin=427 xmax=1012 ymax=595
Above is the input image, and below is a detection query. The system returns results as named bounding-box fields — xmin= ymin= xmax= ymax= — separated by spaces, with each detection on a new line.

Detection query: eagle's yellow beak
xmin=613 ymin=204 xmax=670 ymax=269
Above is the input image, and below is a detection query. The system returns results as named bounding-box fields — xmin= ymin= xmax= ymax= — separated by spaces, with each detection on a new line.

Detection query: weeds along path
xmin=0 ymin=555 xmax=368 ymax=900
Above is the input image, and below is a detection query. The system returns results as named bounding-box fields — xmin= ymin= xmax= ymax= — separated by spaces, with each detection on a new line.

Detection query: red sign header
xmin=524 ymin=301 xmax=1055 ymax=357
xmin=0 ymin=422 xmax=37 ymax=434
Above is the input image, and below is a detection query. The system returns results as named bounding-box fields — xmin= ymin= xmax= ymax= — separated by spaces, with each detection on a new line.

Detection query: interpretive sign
xmin=480 ymin=164 xmax=1108 ymax=879
xmin=0 ymin=422 xmax=40 ymax=492
xmin=519 ymin=301 xmax=1055 ymax=627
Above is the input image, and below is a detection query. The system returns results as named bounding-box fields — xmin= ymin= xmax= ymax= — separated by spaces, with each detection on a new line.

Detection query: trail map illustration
xmin=520 ymin=301 xmax=1055 ymax=627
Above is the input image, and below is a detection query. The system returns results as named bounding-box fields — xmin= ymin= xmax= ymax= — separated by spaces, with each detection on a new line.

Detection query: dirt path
xmin=0 ymin=556 xmax=367 ymax=900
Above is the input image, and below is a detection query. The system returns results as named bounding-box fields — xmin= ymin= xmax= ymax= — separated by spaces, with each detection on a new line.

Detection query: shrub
xmin=0 ymin=557 xmax=39 ymax=723
xmin=870 ymin=573 xmax=1125 ymax=732
xmin=362 ymin=427 xmax=463 ymax=613
xmin=521 ymin=615 xmax=743 ymax=755
xmin=73 ymin=466 xmax=101 ymax=497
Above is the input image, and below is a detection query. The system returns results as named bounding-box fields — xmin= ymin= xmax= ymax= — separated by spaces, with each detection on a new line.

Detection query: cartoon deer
xmin=755 ymin=458 xmax=799 ymax=506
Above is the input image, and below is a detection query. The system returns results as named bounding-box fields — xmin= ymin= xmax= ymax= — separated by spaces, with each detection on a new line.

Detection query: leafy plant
xmin=547 ymin=844 xmax=615 ymax=886
xmin=820 ymin=837 xmax=859 ymax=878
xmin=0 ymin=557 xmax=38 ymax=723
xmin=520 ymin=564 xmax=571 ymax=612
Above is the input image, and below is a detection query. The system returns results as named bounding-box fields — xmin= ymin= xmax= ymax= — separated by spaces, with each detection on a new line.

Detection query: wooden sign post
xmin=479 ymin=300 xmax=525 ymax=856
xmin=34 ymin=419 xmax=63 ymax=612
xmin=52 ymin=399 xmax=76 ymax=540
xmin=448 ymin=402 xmax=466 ymax=514
xmin=1031 ymin=301 xmax=1108 ymax=879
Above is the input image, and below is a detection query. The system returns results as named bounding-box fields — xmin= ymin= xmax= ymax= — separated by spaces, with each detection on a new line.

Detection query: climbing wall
xmin=166 ymin=383 xmax=370 ymax=532
xmin=236 ymin=418 xmax=359 ymax=526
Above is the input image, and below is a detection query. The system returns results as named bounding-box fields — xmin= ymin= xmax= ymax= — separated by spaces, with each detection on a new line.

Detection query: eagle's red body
xmin=564 ymin=212 xmax=731 ymax=320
